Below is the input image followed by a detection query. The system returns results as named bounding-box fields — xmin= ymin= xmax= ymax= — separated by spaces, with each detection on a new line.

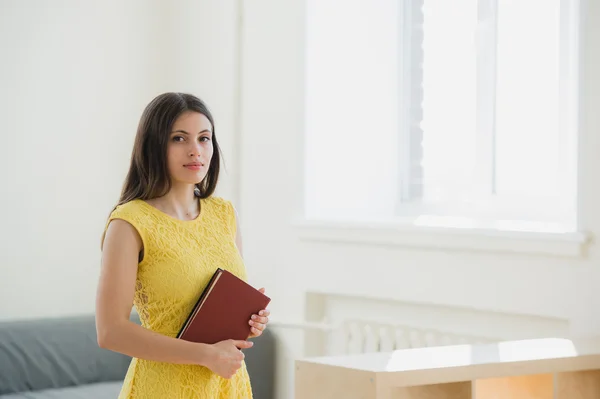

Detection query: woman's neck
xmin=150 ymin=183 xmax=199 ymax=221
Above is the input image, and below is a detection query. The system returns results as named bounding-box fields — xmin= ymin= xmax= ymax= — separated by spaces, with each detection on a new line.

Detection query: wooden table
xmin=295 ymin=337 xmax=600 ymax=398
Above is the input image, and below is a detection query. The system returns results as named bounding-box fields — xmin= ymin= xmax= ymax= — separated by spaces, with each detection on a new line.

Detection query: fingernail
xmin=251 ymin=315 xmax=257 ymax=320
xmin=259 ymin=311 xmax=264 ymax=316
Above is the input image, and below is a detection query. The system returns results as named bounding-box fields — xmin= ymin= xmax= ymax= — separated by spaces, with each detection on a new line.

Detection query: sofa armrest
xmin=245 ymin=328 xmax=276 ymax=399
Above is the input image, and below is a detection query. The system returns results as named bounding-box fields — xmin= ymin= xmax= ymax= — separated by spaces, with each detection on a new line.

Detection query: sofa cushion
xmin=0 ymin=313 xmax=138 ymax=395
xmin=0 ymin=381 xmax=122 ymax=399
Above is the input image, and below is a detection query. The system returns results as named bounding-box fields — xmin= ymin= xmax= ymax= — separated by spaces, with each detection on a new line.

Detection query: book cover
xmin=177 ymin=268 xmax=271 ymax=344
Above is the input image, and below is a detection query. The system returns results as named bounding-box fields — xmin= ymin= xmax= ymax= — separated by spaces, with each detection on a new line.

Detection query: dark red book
xmin=177 ymin=268 xmax=271 ymax=344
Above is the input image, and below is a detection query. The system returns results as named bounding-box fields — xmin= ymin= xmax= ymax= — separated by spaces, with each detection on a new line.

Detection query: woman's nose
xmin=188 ymin=142 xmax=202 ymax=157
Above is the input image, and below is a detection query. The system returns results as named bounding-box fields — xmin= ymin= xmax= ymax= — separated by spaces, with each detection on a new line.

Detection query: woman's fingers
xmin=250 ymin=326 xmax=262 ymax=337
xmin=248 ymin=306 xmax=270 ymax=338
xmin=248 ymin=320 xmax=262 ymax=338
xmin=251 ymin=313 xmax=269 ymax=325
xmin=249 ymin=318 xmax=265 ymax=331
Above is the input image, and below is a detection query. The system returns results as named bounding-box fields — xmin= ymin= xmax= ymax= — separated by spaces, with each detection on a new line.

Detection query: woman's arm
xmin=96 ymin=219 xmax=253 ymax=374
xmin=96 ymin=219 xmax=217 ymax=364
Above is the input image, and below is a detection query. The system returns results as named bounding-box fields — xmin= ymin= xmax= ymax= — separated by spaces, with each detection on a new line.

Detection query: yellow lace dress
xmin=104 ymin=196 xmax=253 ymax=399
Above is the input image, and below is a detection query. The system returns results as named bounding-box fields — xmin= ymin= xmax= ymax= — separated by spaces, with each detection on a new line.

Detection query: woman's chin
xmin=173 ymin=175 xmax=207 ymax=186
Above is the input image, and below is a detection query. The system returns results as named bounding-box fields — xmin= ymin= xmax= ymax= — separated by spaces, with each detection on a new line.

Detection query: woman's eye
xmin=200 ymin=137 xmax=211 ymax=142
xmin=172 ymin=136 xmax=184 ymax=142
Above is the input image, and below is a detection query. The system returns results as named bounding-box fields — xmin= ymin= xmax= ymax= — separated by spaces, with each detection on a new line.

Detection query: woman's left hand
xmin=248 ymin=288 xmax=270 ymax=338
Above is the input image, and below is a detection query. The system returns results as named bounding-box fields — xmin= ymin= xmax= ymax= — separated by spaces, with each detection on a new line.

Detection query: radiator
xmin=271 ymin=319 xmax=497 ymax=356
xmin=270 ymin=293 xmax=568 ymax=358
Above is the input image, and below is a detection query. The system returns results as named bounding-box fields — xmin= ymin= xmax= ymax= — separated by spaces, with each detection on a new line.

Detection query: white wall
xmin=239 ymin=0 xmax=600 ymax=398
xmin=0 ymin=0 xmax=240 ymax=320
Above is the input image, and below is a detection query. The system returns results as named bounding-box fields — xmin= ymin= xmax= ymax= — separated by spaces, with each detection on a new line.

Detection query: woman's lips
xmin=184 ymin=163 xmax=203 ymax=171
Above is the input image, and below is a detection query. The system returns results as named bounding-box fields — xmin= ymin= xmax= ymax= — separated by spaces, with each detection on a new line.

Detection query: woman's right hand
xmin=204 ymin=339 xmax=254 ymax=379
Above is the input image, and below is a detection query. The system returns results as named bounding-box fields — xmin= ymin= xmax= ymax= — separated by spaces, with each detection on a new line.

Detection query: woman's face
xmin=167 ymin=111 xmax=214 ymax=186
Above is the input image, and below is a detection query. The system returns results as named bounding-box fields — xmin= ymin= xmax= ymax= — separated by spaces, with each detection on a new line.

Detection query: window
xmin=304 ymin=0 xmax=580 ymax=233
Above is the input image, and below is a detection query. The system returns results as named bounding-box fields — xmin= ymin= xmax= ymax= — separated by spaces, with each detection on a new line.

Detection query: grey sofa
xmin=0 ymin=313 xmax=275 ymax=398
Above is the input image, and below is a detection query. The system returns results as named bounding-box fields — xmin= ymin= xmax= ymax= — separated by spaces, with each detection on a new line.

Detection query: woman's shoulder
xmin=205 ymin=195 xmax=230 ymax=206
xmin=102 ymin=200 xmax=150 ymax=250
xmin=107 ymin=200 xmax=157 ymax=228
xmin=204 ymin=196 xmax=238 ymax=225
xmin=109 ymin=199 xmax=146 ymax=218
xmin=204 ymin=195 xmax=236 ymax=215
xmin=204 ymin=195 xmax=233 ymax=207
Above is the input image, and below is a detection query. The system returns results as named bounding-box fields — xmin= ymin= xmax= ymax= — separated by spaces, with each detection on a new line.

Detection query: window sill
xmin=294 ymin=219 xmax=592 ymax=258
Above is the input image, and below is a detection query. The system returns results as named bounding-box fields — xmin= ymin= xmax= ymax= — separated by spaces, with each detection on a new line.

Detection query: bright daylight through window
xmin=304 ymin=0 xmax=579 ymax=233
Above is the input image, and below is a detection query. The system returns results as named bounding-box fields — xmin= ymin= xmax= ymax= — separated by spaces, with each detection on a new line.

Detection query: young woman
xmin=95 ymin=92 xmax=270 ymax=398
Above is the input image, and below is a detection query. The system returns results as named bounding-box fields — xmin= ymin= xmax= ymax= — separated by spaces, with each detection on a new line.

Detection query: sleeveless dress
xmin=104 ymin=196 xmax=254 ymax=399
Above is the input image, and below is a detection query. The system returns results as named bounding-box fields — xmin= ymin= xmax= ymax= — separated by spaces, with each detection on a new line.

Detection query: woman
xmin=96 ymin=92 xmax=270 ymax=398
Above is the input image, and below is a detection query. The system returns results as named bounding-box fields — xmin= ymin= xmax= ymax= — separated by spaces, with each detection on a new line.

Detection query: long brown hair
xmin=117 ymin=92 xmax=221 ymax=207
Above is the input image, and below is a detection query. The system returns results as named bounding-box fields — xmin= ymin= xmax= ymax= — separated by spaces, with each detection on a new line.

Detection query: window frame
xmin=395 ymin=0 xmax=580 ymax=233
